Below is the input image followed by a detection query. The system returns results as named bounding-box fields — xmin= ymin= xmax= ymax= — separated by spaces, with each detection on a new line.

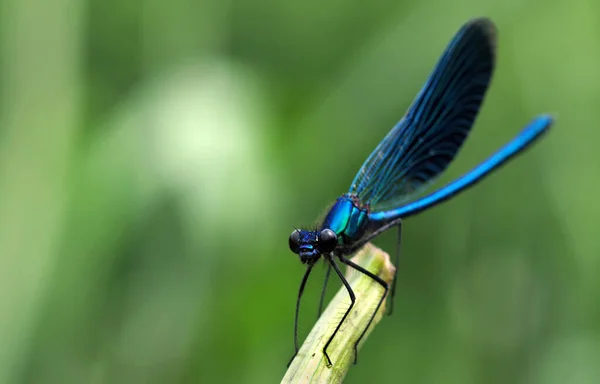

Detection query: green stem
xmin=282 ymin=243 xmax=396 ymax=384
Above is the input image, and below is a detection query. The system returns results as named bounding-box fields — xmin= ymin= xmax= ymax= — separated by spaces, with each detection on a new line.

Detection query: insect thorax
xmin=321 ymin=194 xmax=370 ymax=244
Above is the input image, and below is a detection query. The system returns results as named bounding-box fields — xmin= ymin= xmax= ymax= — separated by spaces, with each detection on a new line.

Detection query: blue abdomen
xmin=322 ymin=195 xmax=369 ymax=243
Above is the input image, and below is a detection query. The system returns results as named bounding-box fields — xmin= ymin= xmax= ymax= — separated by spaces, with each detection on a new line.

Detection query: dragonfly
xmin=287 ymin=17 xmax=553 ymax=368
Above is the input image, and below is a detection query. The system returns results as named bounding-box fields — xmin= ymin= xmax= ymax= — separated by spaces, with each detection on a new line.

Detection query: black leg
xmin=339 ymin=256 xmax=388 ymax=365
xmin=287 ymin=264 xmax=314 ymax=367
xmin=388 ymin=222 xmax=402 ymax=315
xmin=322 ymin=256 xmax=355 ymax=368
xmin=318 ymin=262 xmax=332 ymax=318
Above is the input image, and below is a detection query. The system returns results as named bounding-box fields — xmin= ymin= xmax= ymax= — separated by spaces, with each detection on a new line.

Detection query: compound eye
xmin=317 ymin=228 xmax=338 ymax=253
xmin=289 ymin=230 xmax=301 ymax=254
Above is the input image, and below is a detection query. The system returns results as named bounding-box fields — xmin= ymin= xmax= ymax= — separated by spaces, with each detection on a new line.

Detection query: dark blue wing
xmin=349 ymin=18 xmax=496 ymax=210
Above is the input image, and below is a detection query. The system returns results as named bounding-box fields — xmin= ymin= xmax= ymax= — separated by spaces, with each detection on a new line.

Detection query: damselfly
xmin=288 ymin=17 xmax=553 ymax=367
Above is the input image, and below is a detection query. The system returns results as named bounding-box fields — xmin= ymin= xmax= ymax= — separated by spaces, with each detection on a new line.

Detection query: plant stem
xmin=282 ymin=243 xmax=396 ymax=384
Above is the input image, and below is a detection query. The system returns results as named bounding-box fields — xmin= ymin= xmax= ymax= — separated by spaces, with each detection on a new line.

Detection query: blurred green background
xmin=1 ymin=0 xmax=599 ymax=383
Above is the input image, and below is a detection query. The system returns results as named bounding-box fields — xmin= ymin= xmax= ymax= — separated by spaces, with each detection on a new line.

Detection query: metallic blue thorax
xmin=322 ymin=195 xmax=370 ymax=243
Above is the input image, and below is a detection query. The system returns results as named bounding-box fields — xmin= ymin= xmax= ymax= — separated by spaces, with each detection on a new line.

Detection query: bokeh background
xmin=1 ymin=0 xmax=599 ymax=383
